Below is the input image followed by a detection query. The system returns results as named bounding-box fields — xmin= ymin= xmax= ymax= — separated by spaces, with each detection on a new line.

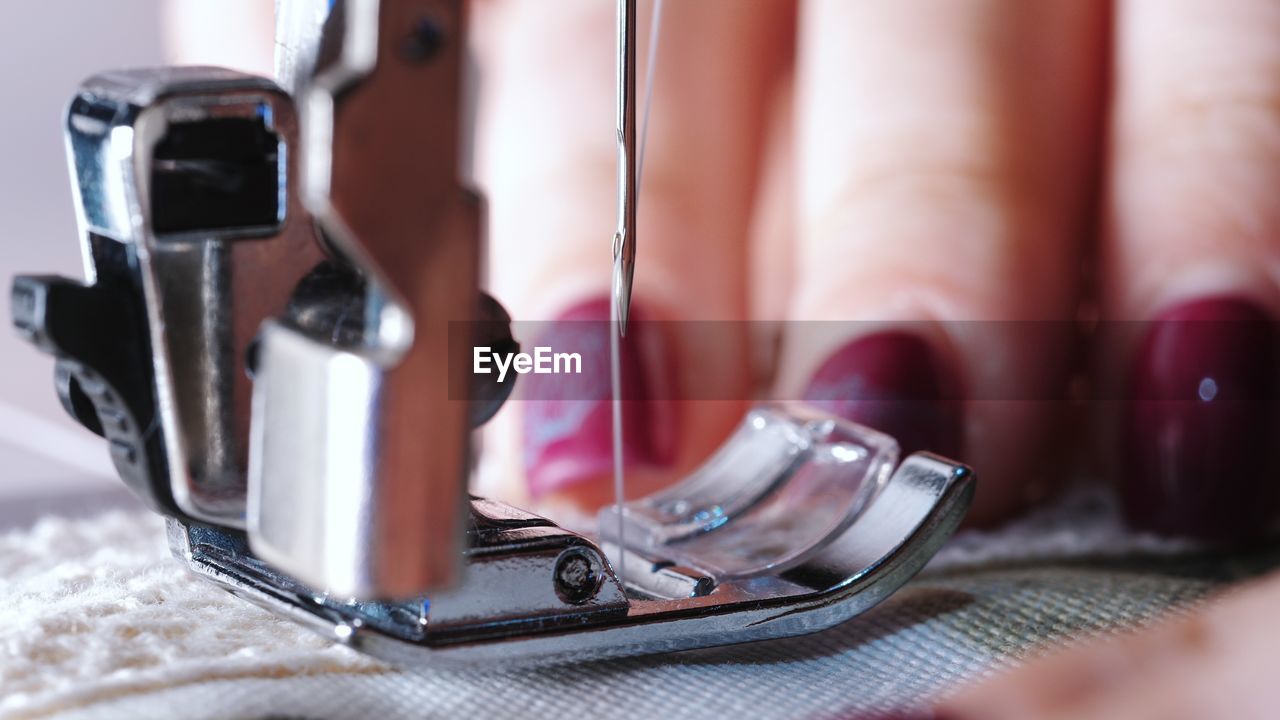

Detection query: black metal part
xmin=10 ymin=235 xmax=177 ymax=516
xmin=282 ymin=260 xmax=369 ymax=349
xmin=553 ymin=548 xmax=603 ymax=605
xmin=402 ymin=17 xmax=446 ymax=63
xmin=469 ymin=291 xmax=519 ymax=427
xmin=151 ymin=114 xmax=282 ymax=235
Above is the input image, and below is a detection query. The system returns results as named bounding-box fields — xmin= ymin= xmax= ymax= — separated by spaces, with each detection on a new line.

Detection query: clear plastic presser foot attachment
xmin=171 ymin=402 xmax=975 ymax=667
xmin=599 ymin=404 xmax=899 ymax=581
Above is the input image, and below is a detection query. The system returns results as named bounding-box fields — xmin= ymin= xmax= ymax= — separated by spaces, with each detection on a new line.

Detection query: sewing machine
xmin=9 ymin=0 xmax=974 ymax=666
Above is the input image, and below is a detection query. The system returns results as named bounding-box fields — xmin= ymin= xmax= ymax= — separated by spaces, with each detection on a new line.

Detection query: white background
xmin=0 ymin=1 xmax=267 ymax=525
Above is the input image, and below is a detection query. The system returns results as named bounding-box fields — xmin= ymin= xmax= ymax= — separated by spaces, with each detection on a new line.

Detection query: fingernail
xmin=803 ymin=332 xmax=961 ymax=457
xmin=521 ymin=298 xmax=674 ymax=501
xmin=1122 ymin=296 xmax=1280 ymax=541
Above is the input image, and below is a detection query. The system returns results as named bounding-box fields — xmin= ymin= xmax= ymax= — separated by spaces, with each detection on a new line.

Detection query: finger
xmin=780 ymin=0 xmax=1109 ymax=524
xmin=746 ymin=72 xmax=797 ymax=391
xmin=750 ymin=73 xmax=798 ymax=326
xmin=474 ymin=0 xmax=794 ymax=510
xmin=162 ymin=0 xmax=274 ymax=75
xmin=942 ymin=573 xmax=1280 ymax=720
xmin=1102 ymin=0 xmax=1280 ymax=540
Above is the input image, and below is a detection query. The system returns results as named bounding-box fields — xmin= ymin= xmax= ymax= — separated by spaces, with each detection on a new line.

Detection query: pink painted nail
xmin=803 ymin=332 xmax=961 ymax=458
xmin=521 ymin=298 xmax=674 ymax=500
xmin=1121 ymin=296 xmax=1280 ymax=540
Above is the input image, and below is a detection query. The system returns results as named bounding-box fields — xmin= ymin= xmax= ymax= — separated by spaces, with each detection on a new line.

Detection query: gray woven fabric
xmin=45 ymin=568 xmax=1215 ymax=720
xmin=1 ymin=488 xmax=1263 ymax=720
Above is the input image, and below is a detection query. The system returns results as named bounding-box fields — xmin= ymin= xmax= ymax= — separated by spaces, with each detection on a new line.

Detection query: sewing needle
xmin=611 ymin=0 xmax=664 ymax=586
xmin=613 ymin=0 xmax=638 ymax=337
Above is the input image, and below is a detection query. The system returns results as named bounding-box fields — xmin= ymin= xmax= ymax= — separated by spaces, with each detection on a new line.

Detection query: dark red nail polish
xmin=1122 ymin=297 xmax=1280 ymax=541
xmin=803 ymin=332 xmax=961 ymax=458
xmin=521 ymin=298 xmax=674 ymax=500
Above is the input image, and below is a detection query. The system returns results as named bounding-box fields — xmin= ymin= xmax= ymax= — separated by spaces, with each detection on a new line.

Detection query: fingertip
xmin=1118 ymin=295 xmax=1280 ymax=541
xmin=519 ymin=298 xmax=676 ymax=506
xmin=516 ymin=297 xmax=749 ymax=516
xmin=802 ymin=331 xmax=962 ymax=459
xmin=162 ymin=0 xmax=275 ymax=75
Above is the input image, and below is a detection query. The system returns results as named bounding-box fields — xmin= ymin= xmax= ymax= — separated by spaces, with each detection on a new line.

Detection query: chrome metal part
xmin=428 ymin=499 xmax=628 ymax=631
xmin=46 ymin=68 xmax=323 ymax=524
xmin=275 ymin=0 xmax=332 ymax=94
xmin=249 ymin=0 xmax=481 ymax=598
xmin=174 ymin=500 xmax=628 ymax=648
xmin=612 ymin=0 xmax=638 ymax=334
xmin=177 ymin=448 xmax=974 ymax=666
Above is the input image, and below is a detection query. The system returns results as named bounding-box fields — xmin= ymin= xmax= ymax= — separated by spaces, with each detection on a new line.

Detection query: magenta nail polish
xmin=803 ymin=332 xmax=960 ymax=458
xmin=1122 ymin=297 xmax=1280 ymax=541
xmin=521 ymin=298 xmax=673 ymax=500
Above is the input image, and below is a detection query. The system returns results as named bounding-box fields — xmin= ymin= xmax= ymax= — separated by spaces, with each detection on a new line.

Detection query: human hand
xmin=163 ymin=0 xmax=1280 ymax=533
xmin=162 ymin=1 xmax=1280 ymax=716
xmin=474 ymin=0 xmax=1280 ymax=540
xmin=935 ymin=567 xmax=1280 ymax=719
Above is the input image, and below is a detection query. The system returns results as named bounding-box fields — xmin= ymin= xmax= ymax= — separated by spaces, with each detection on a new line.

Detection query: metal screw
xmin=554 ymin=548 xmax=601 ymax=605
xmin=403 ymin=18 xmax=445 ymax=63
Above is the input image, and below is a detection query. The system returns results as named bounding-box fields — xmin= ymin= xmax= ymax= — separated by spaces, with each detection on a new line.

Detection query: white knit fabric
xmin=0 ymin=488 xmax=1229 ymax=720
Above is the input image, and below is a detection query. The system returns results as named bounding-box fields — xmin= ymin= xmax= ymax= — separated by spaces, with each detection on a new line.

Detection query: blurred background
xmin=0 ymin=1 xmax=267 ymax=526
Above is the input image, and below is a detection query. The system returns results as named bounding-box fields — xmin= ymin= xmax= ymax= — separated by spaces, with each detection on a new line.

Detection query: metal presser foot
xmin=10 ymin=0 xmax=975 ymax=668
xmin=171 ymin=406 xmax=973 ymax=666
